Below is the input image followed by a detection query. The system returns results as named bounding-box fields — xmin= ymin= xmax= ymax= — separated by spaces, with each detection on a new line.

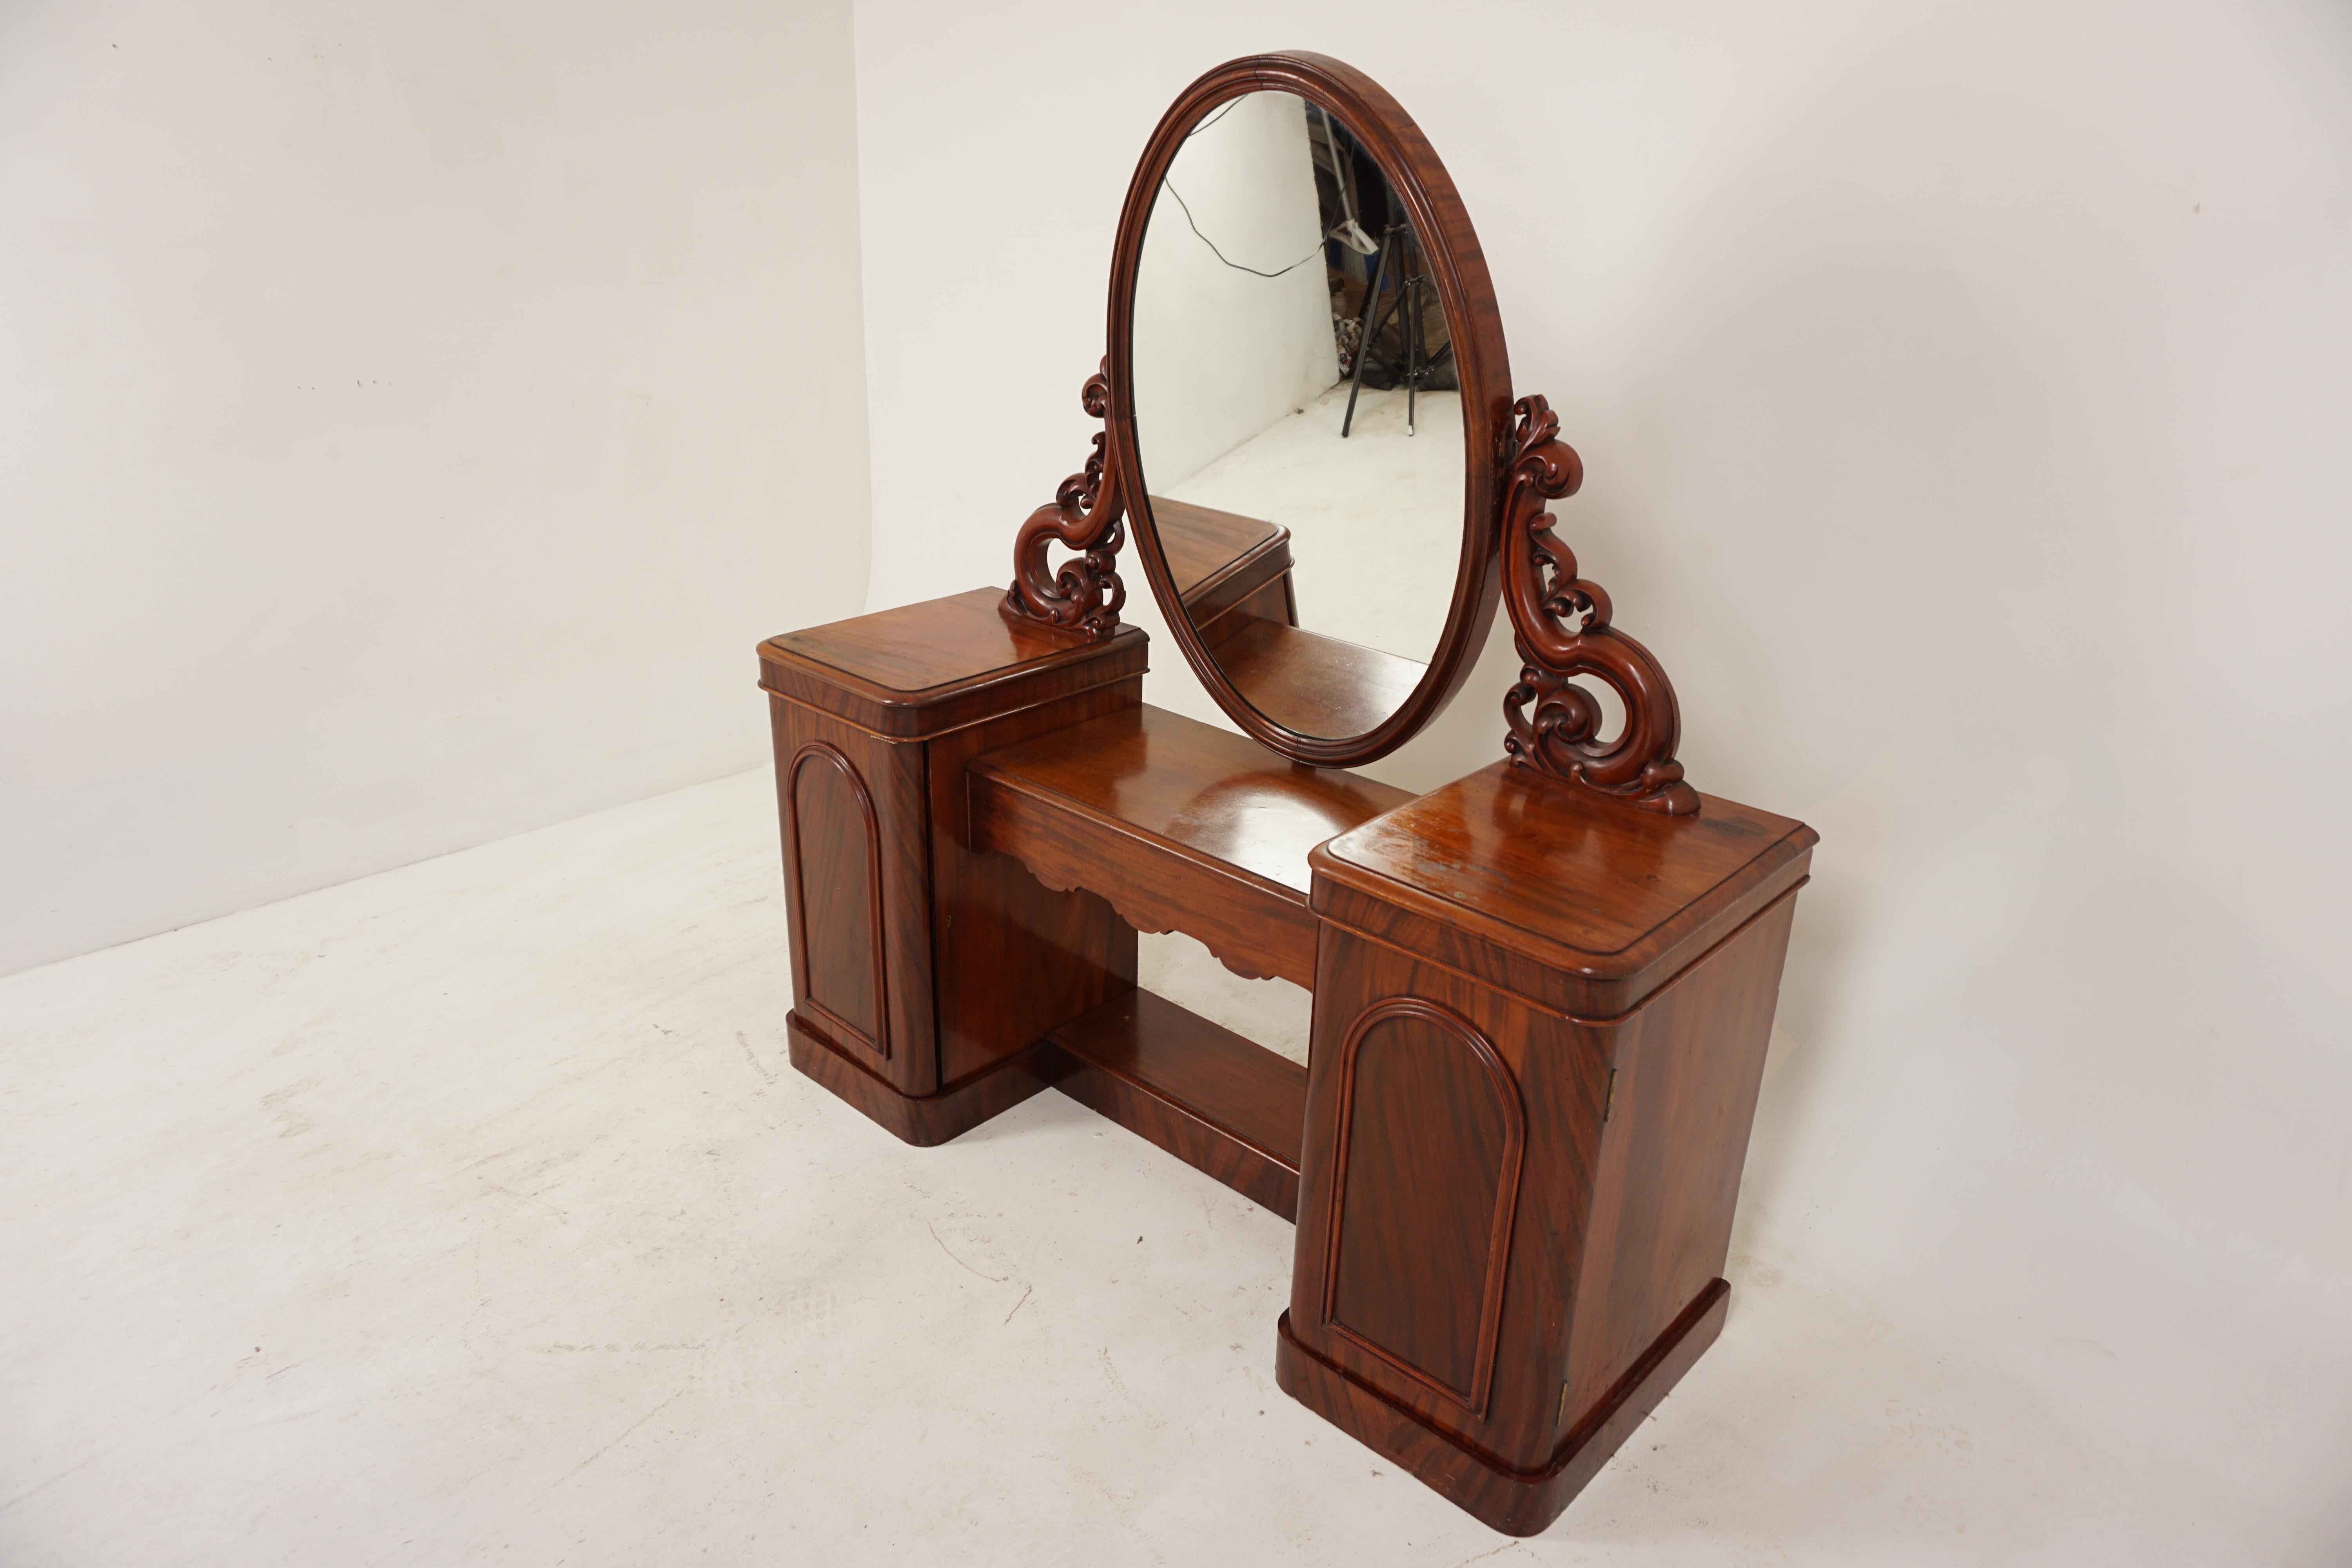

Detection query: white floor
xmin=0 ymin=771 xmax=2206 ymax=1565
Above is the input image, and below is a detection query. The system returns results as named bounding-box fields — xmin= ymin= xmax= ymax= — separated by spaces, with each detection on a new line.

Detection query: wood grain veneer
xmin=760 ymin=586 xmax=1145 ymax=739
xmin=967 ymin=704 xmax=1413 ymax=986
xmin=1214 ymin=617 xmax=1428 ymax=743
xmin=1320 ymin=997 xmax=1522 ymax=1415
xmin=789 ymin=1015 xmax=1061 ymax=1149
xmin=1276 ymin=1279 xmax=1730 ymax=1536
xmin=763 ymin=588 xmax=1146 ymax=1135
xmin=1156 ymin=496 xmax=1288 ymax=596
xmin=784 ymin=742 xmax=889 ymax=1063
xmin=766 ymin=545 xmax=1813 ymax=1542
xmin=1282 ymin=760 xmax=1812 ymax=1534
xmin=1312 ymin=760 xmax=1816 ymax=1017
xmin=1156 ymin=495 xmax=1299 ymax=650
xmin=1048 ymin=987 xmax=1308 ymax=1219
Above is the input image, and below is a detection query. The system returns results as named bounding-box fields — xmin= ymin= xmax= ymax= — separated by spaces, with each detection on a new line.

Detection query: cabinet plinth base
xmin=1273 ymin=1279 xmax=1730 ymax=1538
xmin=788 ymin=1011 xmax=1054 ymax=1147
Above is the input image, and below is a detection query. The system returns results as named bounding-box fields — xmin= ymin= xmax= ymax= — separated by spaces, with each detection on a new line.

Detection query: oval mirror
xmin=1111 ymin=55 xmax=1511 ymax=767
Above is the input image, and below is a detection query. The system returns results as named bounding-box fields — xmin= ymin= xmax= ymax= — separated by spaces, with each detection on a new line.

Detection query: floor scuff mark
xmin=925 ymin=1221 xmax=1007 ymax=1283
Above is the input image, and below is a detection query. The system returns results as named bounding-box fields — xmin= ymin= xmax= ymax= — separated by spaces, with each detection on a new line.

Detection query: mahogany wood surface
xmin=922 ymin=679 xmax=1142 ymax=1089
xmin=1155 ymin=496 xmax=1287 ymax=596
xmin=1321 ymin=998 xmax=1522 ymax=1415
xmin=1498 ymin=397 xmax=1697 ymax=814
xmin=1564 ymin=889 xmax=1799 ymax=1422
xmin=1150 ymin=497 xmax=1423 ymax=739
xmin=1285 ymin=776 xmax=1811 ymax=1532
xmin=1106 ymin=53 xmax=1513 ymax=767
xmin=1291 ymin=921 xmax=1611 ymax=1474
xmin=967 ymin=704 xmax=1414 ymax=986
xmin=768 ymin=696 xmax=936 ymax=1095
xmin=1313 ymin=760 xmax=1816 ymax=1018
xmin=1274 ymin=1279 xmax=1729 ymax=1537
xmin=763 ymin=589 xmax=1148 ymax=1134
xmin=789 ymin=1013 xmax=1058 ymax=1148
xmin=1048 ymin=987 xmax=1308 ymax=1220
xmin=1214 ymin=617 xmax=1428 ymax=743
xmin=1197 ymin=573 xmax=1298 ymax=654
xmin=1158 ymin=497 xmax=1299 ymax=650
xmin=783 ymin=742 xmax=889 ymax=1062
xmin=761 ymin=586 xmax=1145 ymax=738
xmin=763 ymin=586 xmax=1817 ymax=1535
xmin=1004 ymin=365 xmax=1129 ymax=639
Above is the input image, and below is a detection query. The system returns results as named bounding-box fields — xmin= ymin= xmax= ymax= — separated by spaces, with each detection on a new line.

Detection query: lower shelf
xmin=1047 ymin=987 xmax=1308 ymax=1221
xmin=789 ymin=985 xmax=1308 ymax=1220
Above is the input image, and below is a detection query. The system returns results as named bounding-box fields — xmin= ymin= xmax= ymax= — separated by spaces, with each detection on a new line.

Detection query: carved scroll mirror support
xmin=1001 ymin=363 xmax=1129 ymax=641
xmin=1004 ymin=380 xmax=1700 ymax=815
xmin=1498 ymin=396 xmax=1699 ymax=815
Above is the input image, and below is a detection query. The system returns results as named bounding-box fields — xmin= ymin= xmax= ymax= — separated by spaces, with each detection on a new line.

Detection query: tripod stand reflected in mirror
xmin=1341 ymin=221 xmax=1454 ymax=437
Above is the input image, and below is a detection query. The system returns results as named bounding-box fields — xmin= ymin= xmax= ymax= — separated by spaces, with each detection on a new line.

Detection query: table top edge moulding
xmin=760 ymin=587 xmax=1147 ymax=738
xmin=1308 ymin=765 xmax=1818 ymax=1017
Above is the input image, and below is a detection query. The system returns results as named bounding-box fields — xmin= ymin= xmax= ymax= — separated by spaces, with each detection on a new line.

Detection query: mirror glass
xmin=1130 ymin=90 xmax=1466 ymax=742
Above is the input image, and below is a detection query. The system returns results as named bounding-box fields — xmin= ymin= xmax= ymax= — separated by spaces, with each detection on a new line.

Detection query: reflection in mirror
xmin=1131 ymin=90 xmax=1465 ymax=741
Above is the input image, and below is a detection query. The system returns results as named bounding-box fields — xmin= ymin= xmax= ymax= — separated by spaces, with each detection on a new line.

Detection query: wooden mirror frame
xmin=1107 ymin=52 xmax=1514 ymax=768
xmin=1004 ymin=51 xmax=1697 ymax=814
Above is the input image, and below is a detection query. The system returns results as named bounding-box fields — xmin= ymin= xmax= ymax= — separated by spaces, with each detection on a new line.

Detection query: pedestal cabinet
xmin=1278 ymin=766 xmax=1811 ymax=1530
xmin=758 ymin=590 xmax=1812 ymax=1534
xmin=760 ymin=588 xmax=1142 ymax=1142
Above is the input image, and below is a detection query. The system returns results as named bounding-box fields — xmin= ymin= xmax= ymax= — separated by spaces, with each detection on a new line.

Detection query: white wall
xmin=0 ymin=0 xmax=869 ymax=976
xmin=855 ymin=2 xmax=2352 ymax=1554
xmin=1130 ymin=89 xmax=1338 ymax=491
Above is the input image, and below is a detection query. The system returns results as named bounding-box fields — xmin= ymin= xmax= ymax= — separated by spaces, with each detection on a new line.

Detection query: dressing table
xmin=756 ymin=53 xmax=1814 ymax=1537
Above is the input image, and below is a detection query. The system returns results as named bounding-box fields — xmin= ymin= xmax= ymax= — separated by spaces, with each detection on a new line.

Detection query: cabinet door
xmin=771 ymin=695 xmax=935 ymax=1095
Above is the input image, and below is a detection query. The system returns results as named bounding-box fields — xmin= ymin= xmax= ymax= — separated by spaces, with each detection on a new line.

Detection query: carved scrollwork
xmin=1002 ymin=361 xmax=1128 ymax=639
xmin=1500 ymin=395 xmax=1700 ymax=816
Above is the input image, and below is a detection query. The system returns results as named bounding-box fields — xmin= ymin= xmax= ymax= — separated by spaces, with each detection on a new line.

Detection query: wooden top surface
xmin=1215 ymin=618 xmax=1428 ymax=743
xmin=762 ymin=587 xmax=1129 ymax=695
xmin=1315 ymin=761 xmax=1815 ymax=985
xmin=1152 ymin=497 xmax=1287 ymax=597
xmin=1150 ymin=495 xmax=1430 ymax=743
xmin=759 ymin=586 xmax=1146 ymax=739
xmin=969 ymin=704 xmax=1416 ymax=898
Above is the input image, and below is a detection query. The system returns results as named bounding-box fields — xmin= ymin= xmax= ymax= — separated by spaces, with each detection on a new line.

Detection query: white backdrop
xmin=0 ymin=0 xmax=871 ymax=975
xmin=854 ymin=1 xmax=2352 ymax=1554
xmin=1131 ymin=88 xmax=1338 ymax=491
